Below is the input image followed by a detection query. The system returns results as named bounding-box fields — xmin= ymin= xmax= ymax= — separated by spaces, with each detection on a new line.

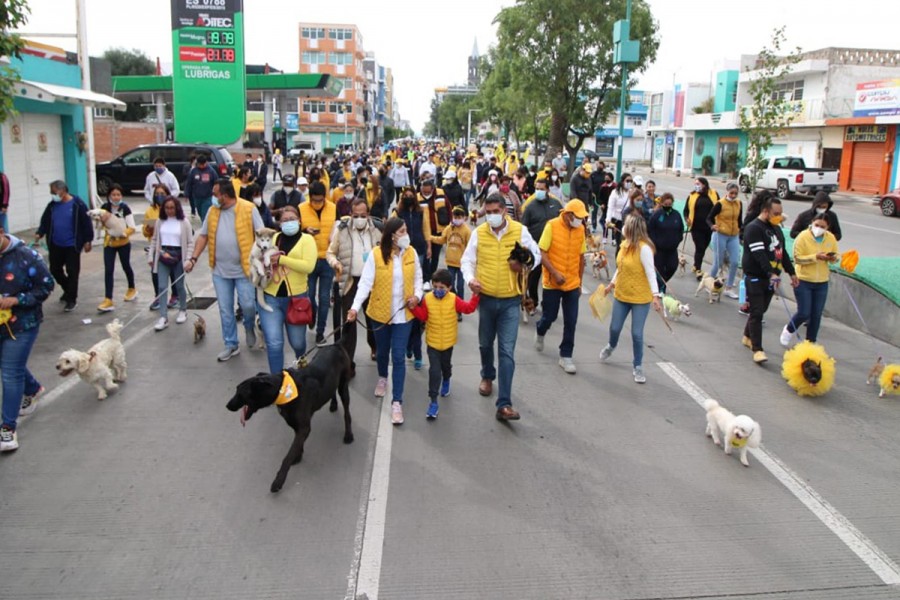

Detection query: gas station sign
xmin=170 ymin=0 xmax=245 ymax=144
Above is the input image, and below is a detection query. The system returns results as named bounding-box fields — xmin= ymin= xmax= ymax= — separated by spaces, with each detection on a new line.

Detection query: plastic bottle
xmin=738 ymin=278 xmax=746 ymax=305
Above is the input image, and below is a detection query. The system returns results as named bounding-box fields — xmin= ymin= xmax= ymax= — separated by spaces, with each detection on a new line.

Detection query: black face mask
xmin=402 ymin=197 xmax=416 ymax=208
xmin=360 ymin=178 xmax=368 ymax=185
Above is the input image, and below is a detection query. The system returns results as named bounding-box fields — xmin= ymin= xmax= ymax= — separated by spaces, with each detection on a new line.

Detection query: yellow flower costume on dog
xmin=878 ymin=364 xmax=900 ymax=398
xmin=782 ymin=341 xmax=836 ymax=397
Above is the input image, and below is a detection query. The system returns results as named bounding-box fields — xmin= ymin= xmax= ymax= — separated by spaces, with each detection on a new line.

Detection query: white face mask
xmin=353 ymin=217 xmax=368 ymax=230
xmin=486 ymin=213 xmax=504 ymax=228
xmin=395 ymin=234 xmax=410 ymax=250
xmin=811 ymin=225 xmax=826 ymax=238
xmin=727 ymin=194 xmax=738 ymax=202
xmin=344 ymin=192 xmax=355 ymax=200
xmin=570 ymin=217 xmax=583 ymax=228
xmin=452 ymin=218 xmax=464 ymax=227
xmin=815 ymin=207 xmax=827 ymax=215
xmin=252 ymin=196 xmax=262 ymax=206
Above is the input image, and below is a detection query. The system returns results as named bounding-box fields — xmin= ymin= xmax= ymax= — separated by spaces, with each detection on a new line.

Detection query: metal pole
xmin=615 ymin=0 xmax=632 ymax=182
xmin=76 ymin=0 xmax=98 ymax=208
xmin=467 ymin=110 xmax=472 ymax=147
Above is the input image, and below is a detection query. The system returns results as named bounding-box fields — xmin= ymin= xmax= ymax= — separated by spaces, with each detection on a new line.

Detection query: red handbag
xmin=284 ymin=275 xmax=313 ymax=326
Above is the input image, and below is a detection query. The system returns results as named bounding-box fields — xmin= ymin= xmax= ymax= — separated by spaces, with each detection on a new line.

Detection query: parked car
xmin=879 ymin=188 xmax=900 ymax=217
xmin=738 ymin=156 xmax=839 ymax=199
xmin=96 ymin=143 xmax=235 ymax=196
xmin=288 ymin=141 xmax=317 ymax=161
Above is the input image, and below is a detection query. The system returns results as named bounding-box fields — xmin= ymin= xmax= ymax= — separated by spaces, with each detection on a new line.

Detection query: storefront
xmin=834 ymin=123 xmax=896 ymax=195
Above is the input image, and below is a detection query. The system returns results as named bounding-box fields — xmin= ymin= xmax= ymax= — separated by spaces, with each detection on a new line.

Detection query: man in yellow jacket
xmin=460 ymin=193 xmax=541 ymax=421
xmin=533 ymin=201 xmax=588 ymax=374
xmin=300 ymin=181 xmax=338 ymax=344
xmin=186 ymin=178 xmax=264 ymax=362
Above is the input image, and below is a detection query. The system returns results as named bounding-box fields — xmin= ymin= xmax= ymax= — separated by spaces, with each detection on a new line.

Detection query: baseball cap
xmin=296 ymin=177 xmax=308 ymax=186
xmin=633 ymin=175 xmax=644 ymax=187
xmin=281 ymin=174 xmax=295 ymax=184
xmin=563 ymin=200 xmax=589 ymax=219
xmin=582 ymin=163 xmax=593 ymax=174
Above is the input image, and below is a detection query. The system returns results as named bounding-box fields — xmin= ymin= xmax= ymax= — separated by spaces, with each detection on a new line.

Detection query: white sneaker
xmin=423 ymin=282 xmax=433 ymax=292
xmin=599 ymin=344 xmax=613 ymax=361
xmin=534 ymin=331 xmax=544 ymax=352
xmin=0 ymin=426 xmax=18 ymax=452
xmin=780 ymin=325 xmax=793 ymax=347
xmin=391 ymin=401 xmax=404 ymax=425
xmin=19 ymin=386 xmax=45 ymax=417
xmin=374 ymin=378 xmax=388 ymax=398
xmin=633 ymin=366 xmax=647 ymax=384
xmin=559 ymin=357 xmax=576 ymax=374
xmin=154 ymin=317 xmax=168 ymax=331
xmin=725 ymin=288 xmax=739 ymax=299
xmin=175 ymin=310 xmax=187 ymax=324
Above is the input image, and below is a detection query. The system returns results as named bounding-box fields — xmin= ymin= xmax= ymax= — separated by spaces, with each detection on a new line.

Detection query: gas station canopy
xmin=110 ymin=72 xmax=342 ymax=103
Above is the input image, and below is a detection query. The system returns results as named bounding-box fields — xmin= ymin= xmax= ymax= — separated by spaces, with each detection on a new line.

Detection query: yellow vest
xmin=475 ymin=219 xmax=524 ymax=299
xmin=366 ymin=246 xmax=416 ymax=323
xmin=542 ymin=217 xmax=585 ymax=292
xmin=614 ymin=241 xmax=653 ymax=304
xmin=715 ymin=198 xmax=742 ymax=236
xmin=423 ymin=292 xmax=459 ymax=351
xmin=299 ymin=201 xmax=337 ymax=258
xmin=686 ymin=189 xmax=719 ymax=228
xmin=207 ymin=199 xmax=255 ymax=277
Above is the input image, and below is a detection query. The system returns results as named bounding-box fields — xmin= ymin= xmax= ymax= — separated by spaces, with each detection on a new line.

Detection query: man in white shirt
xmin=144 ymin=157 xmax=181 ymax=201
xmin=461 ymin=193 xmax=540 ymax=422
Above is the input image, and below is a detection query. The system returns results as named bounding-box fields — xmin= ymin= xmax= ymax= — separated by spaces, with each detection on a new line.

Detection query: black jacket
xmin=647 ymin=206 xmax=684 ymax=252
xmin=36 ymin=196 xmax=94 ymax=249
xmin=443 ymin=180 xmax=465 ymax=209
xmin=742 ymin=218 xmax=796 ymax=278
xmin=521 ymin=196 xmax=564 ymax=242
xmin=269 ymin=189 xmax=305 ymax=212
xmin=569 ymin=173 xmax=593 ymax=204
xmin=790 ymin=195 xmax=842 ymax=241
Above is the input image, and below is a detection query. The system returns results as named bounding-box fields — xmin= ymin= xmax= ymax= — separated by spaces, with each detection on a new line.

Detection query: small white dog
xmin=87 ymin=208 xmax=127 ymax=239
xmin=662 ymin=295 xmax=692 ymax=321
xmin=56 ymin=319 xmax=127 ymax=400
xmin=249 ymin=227 xmax=280 ymax=313
xmin=703 ymin=399 xmax=761 ymax=467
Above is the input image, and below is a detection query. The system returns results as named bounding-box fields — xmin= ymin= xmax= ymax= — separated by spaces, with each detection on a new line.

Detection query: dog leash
xmin=118 ymin=270 xmax=190 ymax=332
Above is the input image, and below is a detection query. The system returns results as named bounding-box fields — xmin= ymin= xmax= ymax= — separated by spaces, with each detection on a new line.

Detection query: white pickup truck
xmin=739 ymin=157 xmax=839 ymax=199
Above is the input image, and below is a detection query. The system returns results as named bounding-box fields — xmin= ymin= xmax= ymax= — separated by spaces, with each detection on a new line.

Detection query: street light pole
xmin=343 ymin=105 xmax=349 ymax=148
xmin=467 ymin=108 xmax=482 ymax=147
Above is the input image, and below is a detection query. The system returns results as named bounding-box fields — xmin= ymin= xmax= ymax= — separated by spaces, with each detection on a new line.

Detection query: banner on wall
xmin=853 ymin=79 xmax=900 ymax=118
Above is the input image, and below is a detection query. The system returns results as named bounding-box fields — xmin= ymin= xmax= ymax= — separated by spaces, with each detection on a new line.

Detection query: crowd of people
xmin=0 ymin=141 xmax=846 ymax=451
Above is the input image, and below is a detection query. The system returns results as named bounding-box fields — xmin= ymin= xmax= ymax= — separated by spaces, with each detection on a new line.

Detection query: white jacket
xmin=144 ymin=168 xmax=181 ymax=201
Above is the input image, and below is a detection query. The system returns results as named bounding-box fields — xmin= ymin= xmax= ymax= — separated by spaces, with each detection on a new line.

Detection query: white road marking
xmin=840 ymin=219 xmax=900 ymax=235
xmin=351 ymin=395 xmax=395 ymax=600
xmin=658 ymin=361 xmax=900 ymax=586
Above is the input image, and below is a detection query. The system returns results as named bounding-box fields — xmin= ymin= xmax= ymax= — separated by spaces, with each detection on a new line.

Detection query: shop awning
xmin=15 ymin=79 xmax=127 ymax=111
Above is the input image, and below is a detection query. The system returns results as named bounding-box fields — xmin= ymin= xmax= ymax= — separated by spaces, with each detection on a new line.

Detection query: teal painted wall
xmin=1 ymin=54 xmax=88 ymax=201
xmin=714 ymin=70 xmax=739 ymax=113
xmin=691 ymin=129 xmax=748 ymax=175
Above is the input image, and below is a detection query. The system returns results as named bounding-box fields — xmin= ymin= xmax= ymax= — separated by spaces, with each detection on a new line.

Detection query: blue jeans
xmin=211 ymin=274 xmax=257 ymax=349
xmin=372 ymin=318 xmax=413 ymax=402
xmin=787 ymin=280 xmax=829 ymax=342
xmin=478 ymin=295 xmax=520 ymax=409
xmin=196 ymin=197 xmax=212 ymax=222
xmin=307 ymin=258 xmax=335 ymax=336
xmin=156 ymin=259 xmax=186 ymax=319
xmin=258 ymin=293 xmax=308 ymax=373
xmin=0 ymin=211 xmax=8 ymax=232
xmin=1 ymin=327 xmax=41 ymax=430
xmin=608 ymin=298 xmax=651 ymax=368
xmin=710 ymin=233 xmax=741 ymax=288
xmin=448 ymin=266 xmax=465 ymax=299
xmin=536 ymin=288 xmax=580 ymax=358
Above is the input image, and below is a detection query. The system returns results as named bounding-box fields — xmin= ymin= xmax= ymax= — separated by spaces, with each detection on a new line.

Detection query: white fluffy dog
xmin=87 ymin=208 xmax=127 ymax=239
xmin=249 ymin=227 xmax=279 ymax=313
xmin=56 ymin=320 xmax=127 ymax=400
xmin=703 ymin=399 xmax=761 ymax=467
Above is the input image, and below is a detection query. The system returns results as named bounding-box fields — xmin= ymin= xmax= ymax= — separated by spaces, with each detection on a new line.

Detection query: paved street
xmin=3 ymin=186 xmax=900 ymax=600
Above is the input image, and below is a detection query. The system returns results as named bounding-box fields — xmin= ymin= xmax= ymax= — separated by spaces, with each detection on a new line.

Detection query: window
xmin=301 ymin=27 xmax=325 ymax=39
xmin=93 ymin=107 xmax=113 ymax=119
xmin=771 ymin=80 xmax=804 ymax=102
xmin=329 ymin=102 xmax=353 ymax=114
xmin=343 ymin=78 xmax=353 ymax=91
xmin=302 ymin=51 xmax=326 ymax=65
xmin=328 ymin=28 xmax=353 ymax=41
xmin=629 ymin=117 xmax=644 ymax=126
xmin=302 ymin=101 xmax=327 ymax=114
xmin=329 ymin=52 xmax=352 ymax=66
xmin=123 ymin=148 xmax=151 ymax=164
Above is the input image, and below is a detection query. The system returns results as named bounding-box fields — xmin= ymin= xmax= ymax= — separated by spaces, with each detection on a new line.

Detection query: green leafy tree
xmin=0 ymin=0 xmax=31 ymax=124
xmin=424 ymin=94 xmax=478 ymax=141
xmin=103 ymin=47 xmax=155 ymax=122
xmin=738 ymin=27 xmax=802 ymax=195
xmin=493 ymin=0 xmax=658 ymax=174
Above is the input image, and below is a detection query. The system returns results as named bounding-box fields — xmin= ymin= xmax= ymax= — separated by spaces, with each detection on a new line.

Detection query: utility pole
xmin=613 ymin=0 xmax=640 ymax=181
xmin=467 ymin=108 xmax=481 ymax=147
xmin=76 ymin=0 xmax=98 ymax=207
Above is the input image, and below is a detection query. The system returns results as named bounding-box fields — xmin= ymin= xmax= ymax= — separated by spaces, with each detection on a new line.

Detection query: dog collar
xmin=275 ymin=371 xmax=298 ymax=406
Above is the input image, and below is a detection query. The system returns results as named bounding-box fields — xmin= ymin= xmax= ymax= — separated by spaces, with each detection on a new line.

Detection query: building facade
xmin=582 ymin=90 xmax=651 ymax=163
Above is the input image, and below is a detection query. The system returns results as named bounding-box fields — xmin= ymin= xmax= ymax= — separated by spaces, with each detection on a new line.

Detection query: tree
xmin=738 ymin=27 xmax=802 ymax=195
xmin=493 ymin=0 xmax=658 ymax=173
xmin=692 ymin=97 xmax=714 ymax=114
xmin=0 ymin=0 xmax=31 ymax=124
xmin=103 ymin=47 xmax=156 ymax=122
xmin=424 ymin=94 xmax=478 ymax=141
xmin=384 ymin=124 xmax=413 ymax=141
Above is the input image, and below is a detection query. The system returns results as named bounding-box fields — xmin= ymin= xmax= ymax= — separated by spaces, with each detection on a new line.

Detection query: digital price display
xmin=171 ymin=0 xmax=245 ymax=144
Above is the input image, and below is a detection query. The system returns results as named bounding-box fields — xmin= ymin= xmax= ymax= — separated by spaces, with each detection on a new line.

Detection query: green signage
xmin=170 ymin=0 xmax=245 ymax=144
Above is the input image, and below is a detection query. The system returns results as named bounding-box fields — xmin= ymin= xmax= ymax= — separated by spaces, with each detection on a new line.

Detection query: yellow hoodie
xmin=792 ymin=229 xmax=838 ymax=283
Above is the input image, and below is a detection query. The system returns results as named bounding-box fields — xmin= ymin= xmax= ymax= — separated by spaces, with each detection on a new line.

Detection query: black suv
xmin=96 ymin=144 xmax=235 ymax=196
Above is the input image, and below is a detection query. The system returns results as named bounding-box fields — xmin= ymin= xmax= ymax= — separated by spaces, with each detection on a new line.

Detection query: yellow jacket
xmin=142 ymin=204 xmax=160 ymax=240
xmin=793 ymin=229 xmax=838 ymax=283
xmin=207 ymin=199 xmax=255 ymax=277
xmin=265 ymin=232 xmax=317 ymax=296
xmin=430 ymin=223 xmax=470 ymax=268
xmin=539 ymin=217 xmax=586 ymax=291
xmin=299 ymin=201 xmax=337 ymax=258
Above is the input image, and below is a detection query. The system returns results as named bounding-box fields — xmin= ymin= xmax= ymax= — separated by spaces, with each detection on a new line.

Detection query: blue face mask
xmin=281 ymin=221 xmax=300 ymax=236
xmin=211 ymin=196 xmax=221 ymax=209
xmin=155 ymin=167 xmax=165 ymax=175
xmin=433 ymin=288 xmax=448 ymax=299
xmin=535 ymin=190 xmax=547 ymax=201
xmin=51 ymin=194 xmax=62 ymax=203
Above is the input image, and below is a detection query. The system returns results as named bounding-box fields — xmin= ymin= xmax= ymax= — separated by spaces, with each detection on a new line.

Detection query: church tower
xmin=468 ymin=38 xmax=479 ymax=87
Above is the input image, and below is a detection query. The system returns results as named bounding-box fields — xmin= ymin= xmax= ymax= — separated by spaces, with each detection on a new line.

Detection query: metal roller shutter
xmin=848 ymin=143 xmax=882 ymax=194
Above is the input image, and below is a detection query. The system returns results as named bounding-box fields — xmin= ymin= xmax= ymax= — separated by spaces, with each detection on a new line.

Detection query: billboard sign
xmin=853 ymin=79 xmax=900 ymax=118
xmin=171 ymin=0 xmax=246 ymax=143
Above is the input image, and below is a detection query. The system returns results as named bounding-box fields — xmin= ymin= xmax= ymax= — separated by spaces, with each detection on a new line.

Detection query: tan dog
xmin=695 ymin=275 xmax=725 ymax=303
xmin=591 ymin=250 xmax=610 ymax=280
xmin=87 ymin=208 xmax=127 ymax=239
xmin=866 ymin=356 xmax=884 ymax=385
xmin=678 ymin=254 xmax=688 ymax=276
xmin=193 ymin=314 xmax=206 ymax=344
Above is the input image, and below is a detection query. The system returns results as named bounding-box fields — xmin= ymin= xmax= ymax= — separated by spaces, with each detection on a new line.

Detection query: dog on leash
xmin=508 ymin=242 xmax=536 ymax=322
xmin=56 ymin=319 xmax=127 ymax=400
xmin=193 ymin=314 xmax=206 ymax=343
xmin=591 ymin=250 xmax=610 ymax=280
xmin=662 ymin=295 xmax=692 ymax=320
xmin=695 ymin=275 xmax=725 ymax=303
xmin=866 ymin=356 xmax=884 ymax=385
xmin=678 ymin=254 xmax=688 ymax=276
xmin=226 ymin=329 xmax=354 ymax=493
xmin=877 ymin=364 xmax=900 ymax=399
xmin=703 ymin=399 xmax=761 ymax=467
xmin=249 ymin=227 xmax=280 ymax=313
xmin=87 ymin=208 xmax=127 ymax=239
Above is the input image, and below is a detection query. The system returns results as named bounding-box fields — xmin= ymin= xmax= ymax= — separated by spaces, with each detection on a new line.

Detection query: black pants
xmin=654 ymin=250 xmax=679 ymax=295
xmin=334 ymin=277 xmax=376 ymax=366
xmin=427 ymin=243 xmax=443 ymax=281
xmin=691 ymin=228 xmax=712 ymax=272
xmin=527 ymin=265 xmax=543 ymax=310
xmin=48 ymin=244 xmax=81 ymax=303
xmin=427 ymin=346 xmax=453 ymax=400
xmin=103 ymin=244 xmax=136 ymax=299
xmin=743 ymin=277 xmax=775 ymax=352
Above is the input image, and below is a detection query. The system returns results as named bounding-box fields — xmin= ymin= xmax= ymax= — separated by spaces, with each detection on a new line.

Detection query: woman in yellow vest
xmin=258 ymin=206 xmax=318 ymax=374
xmin=347 ymin=217 xmax=423 ymax=426
xmin=706 ymin=182 xmax=743 ymax=298
xmin=599 ymin=214 xmax=663 ymax=384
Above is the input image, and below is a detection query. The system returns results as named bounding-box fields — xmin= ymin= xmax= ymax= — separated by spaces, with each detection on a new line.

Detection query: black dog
xmin=226 ymin=333 xmax=353 ymax=493
xmin=507 ymin=241 xmax=535 ymax=269
xmin=801 ymin=359 xmax=823 ymax=385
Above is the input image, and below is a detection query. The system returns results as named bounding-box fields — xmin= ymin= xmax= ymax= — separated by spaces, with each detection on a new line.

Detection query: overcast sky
xmin=22 ymin=0 xmax=898 ymax=134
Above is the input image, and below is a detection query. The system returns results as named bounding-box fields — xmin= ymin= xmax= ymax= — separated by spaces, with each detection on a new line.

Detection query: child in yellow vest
xmin=429 ymin=206 xmax=471 ymax=316
xmin=410 ymin=269 xmax=480 ymax=419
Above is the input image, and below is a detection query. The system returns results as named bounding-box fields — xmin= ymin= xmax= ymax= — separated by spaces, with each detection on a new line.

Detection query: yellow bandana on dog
xmin=275 ymin=371 xmax=298 ymax=405
xmin=731 ymin=437 xmax=748 ymax=448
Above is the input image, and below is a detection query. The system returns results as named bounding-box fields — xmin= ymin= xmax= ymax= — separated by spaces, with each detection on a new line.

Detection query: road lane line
xmin=839 ymin=219 xmax=900 ymax=235
xmin=658 ymin=361 xmax=900 ymax=586
xmin=351 ymin=394 xmax=395 ymax=600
